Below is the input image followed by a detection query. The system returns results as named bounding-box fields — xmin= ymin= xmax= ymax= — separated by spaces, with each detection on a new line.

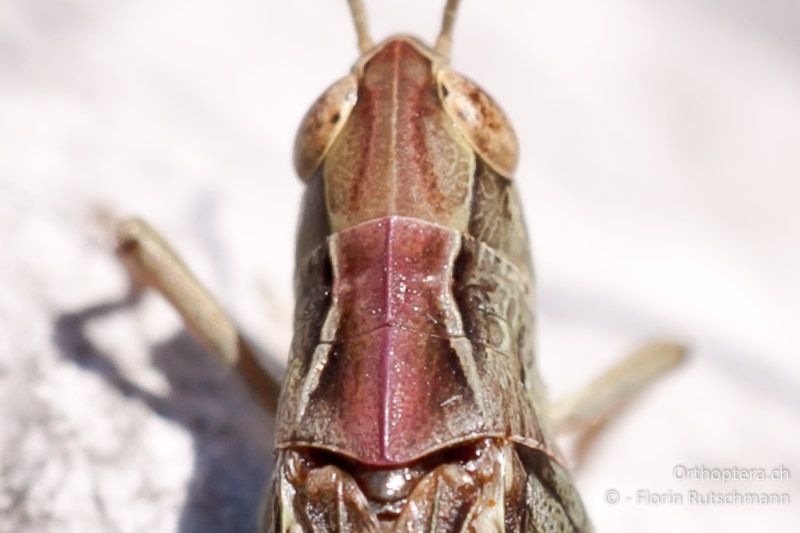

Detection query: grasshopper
xmin=115 ymin=1 xmax=685 ymax=530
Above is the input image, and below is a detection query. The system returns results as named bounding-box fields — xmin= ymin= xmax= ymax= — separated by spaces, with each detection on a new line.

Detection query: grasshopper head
xmin=293 ymin=24 xmax=518 ymax=183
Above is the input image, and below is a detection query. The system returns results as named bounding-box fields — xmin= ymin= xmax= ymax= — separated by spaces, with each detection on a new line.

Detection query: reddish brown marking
xmin=324 ymin=39 xmax=472 ymax=231
xmin=325 ymin=216 xmax=461 ymax=342
xmin=348 ymin=40 xmax=441 ymax=212
xmin=307 ymin=216 xmax=482 ymax=464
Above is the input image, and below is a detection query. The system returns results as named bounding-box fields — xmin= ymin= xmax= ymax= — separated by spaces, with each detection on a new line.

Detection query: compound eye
xmin=293 ymin=74 xmax=358 ymax=181
xmin=437 ymin=68 xmax=518 ymax=178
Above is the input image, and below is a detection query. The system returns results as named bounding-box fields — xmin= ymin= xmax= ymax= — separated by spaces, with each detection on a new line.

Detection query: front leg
xmin=550 ymin=341 xmax=686 ymax=462
xmin=116 ymin=217 xmax=280 ymax=414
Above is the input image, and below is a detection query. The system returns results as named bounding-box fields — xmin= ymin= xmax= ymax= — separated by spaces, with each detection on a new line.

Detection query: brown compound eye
xmin=437 ymin=68 xmax=519 ymax=178
xmin=293 ymin=74 xmax=358 ymax=181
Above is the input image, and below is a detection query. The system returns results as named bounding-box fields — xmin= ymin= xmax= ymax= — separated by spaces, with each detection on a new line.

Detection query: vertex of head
xmin=351 ymin=34 xmax=446 ymax=76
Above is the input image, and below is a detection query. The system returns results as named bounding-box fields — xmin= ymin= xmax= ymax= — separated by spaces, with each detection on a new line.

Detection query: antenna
xmin=347 ymin=0 xmax=374 ymax=53
xmin=435 ymin=0 xmax=462 ymax=59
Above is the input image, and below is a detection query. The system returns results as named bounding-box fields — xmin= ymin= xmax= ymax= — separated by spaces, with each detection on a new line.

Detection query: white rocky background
xmin=1 ymin=0 xmax=798 ymax=531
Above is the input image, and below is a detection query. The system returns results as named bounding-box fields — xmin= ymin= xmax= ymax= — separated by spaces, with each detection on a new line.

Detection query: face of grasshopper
xmin=264 ymin=33 xmax=590 ymax=532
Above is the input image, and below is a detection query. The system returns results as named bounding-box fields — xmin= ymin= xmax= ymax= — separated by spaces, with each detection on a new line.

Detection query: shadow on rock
xmin=53 ymin=293 xmax=275 ymax=533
